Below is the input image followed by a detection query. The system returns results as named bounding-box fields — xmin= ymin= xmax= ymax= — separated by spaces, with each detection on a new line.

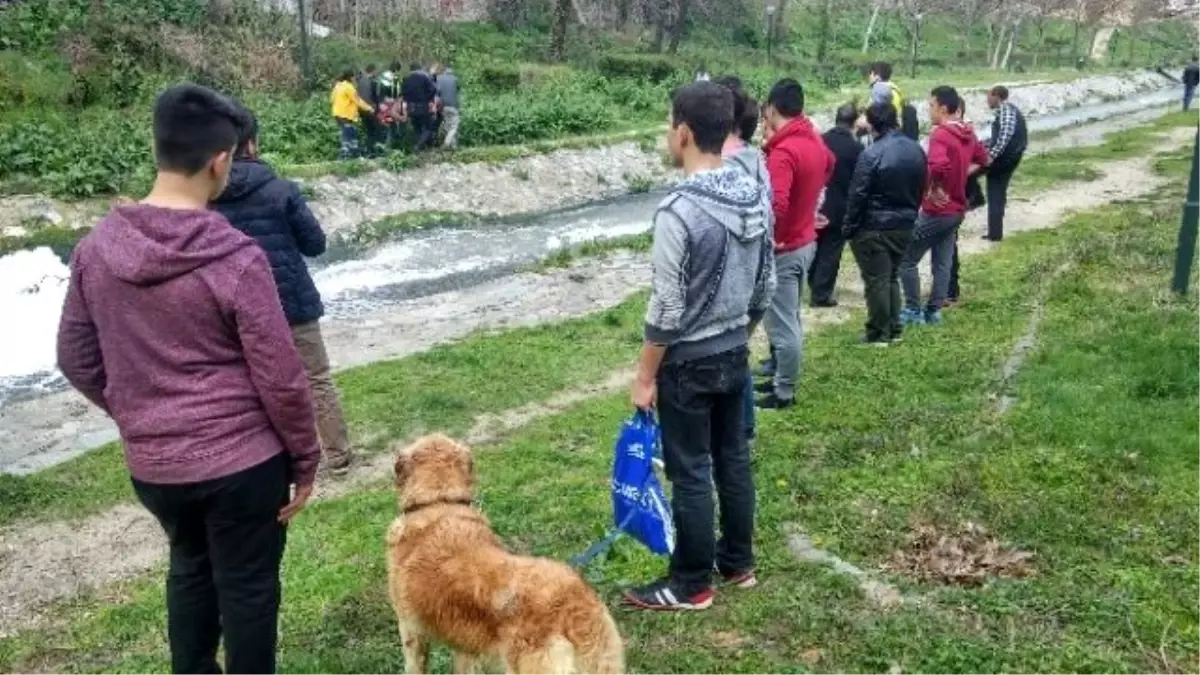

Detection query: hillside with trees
xmin=0 ymin=0 xmax=1195 ymax=198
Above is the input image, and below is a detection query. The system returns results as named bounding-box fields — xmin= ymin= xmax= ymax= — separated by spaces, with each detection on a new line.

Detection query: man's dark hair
xmin=865 ymin=101 xmax=898 ymax=134
xmin=153 ymin=84 xmax=241 ymax=175
xmin=390 ymin=60 xmax=403 ymax=72
xmin=739 ymin=97 xmax=760 ymax=143
xmin=766 ymin=78 xmax=805 ymax=117
xmin=990 ymin=85 xmax=1010 ymax=101
xmin=338 ymin=68 xmax=355 ymax=82
xmin=835 ymin=103 xmax=859 ymax=127
xmin=716 ymin=76 xmax=748 ymax=130
xmin=957 ymin=96 xmax=966 ymax=117
xmin=233 ymin=104 xmax=258 ymax=159
xmin=410 ymin=62 xmax=423 ymax=72
xmin=930 ymin=85 xmax=961 ymax=114
xmin=871 ymin=61 xmax=893 ymax=81
xmin=364 ymin=63 xmax=377 ymax=74
xmin=671 ymin=81 xmax=734 ymax=155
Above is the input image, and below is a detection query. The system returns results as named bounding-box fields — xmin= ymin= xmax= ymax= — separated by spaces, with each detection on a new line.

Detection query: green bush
xmin=477 ymin=63 xmax=521 ymax=92
xmin=597 ymin=54 xmax=679 ymax=83
xmin=0 ymin=53 xmax=75 ymax=111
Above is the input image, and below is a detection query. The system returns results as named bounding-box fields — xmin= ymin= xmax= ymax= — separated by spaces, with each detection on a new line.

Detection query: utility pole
xmin=1172 ymin=130 xmax=1199 ymax=294
xmin=765 ymin=4 xmax=776 ymax=66
xmin=296 ymin=0 xmax=314 ymax=90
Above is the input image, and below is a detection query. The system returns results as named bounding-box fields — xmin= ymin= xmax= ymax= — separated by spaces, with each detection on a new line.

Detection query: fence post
xmin=1171 ymin=130 xmax=1199 ymax=294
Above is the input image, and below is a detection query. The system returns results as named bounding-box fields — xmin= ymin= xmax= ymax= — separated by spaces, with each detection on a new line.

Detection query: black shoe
xmin=981 ymin=235 xmax=1001 ymax=242
xmin=753 ymin=380 xmax=774 ymax=394
xmin=811 ymin=298 xmax=839 ymax=308
xmin=621 ymin=579 xmax=714 ymax=611
xmin=756 ymin=393 xmax=795 ymax=409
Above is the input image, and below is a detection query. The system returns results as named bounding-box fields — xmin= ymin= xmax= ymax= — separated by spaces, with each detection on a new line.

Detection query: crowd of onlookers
xmin=331 ymin=61 xmax=461 ymax=159
xmin=623 ymin=63 xmax=1029 ymax=610
xmin=52 ymin=59 xmax=1034 ymax=668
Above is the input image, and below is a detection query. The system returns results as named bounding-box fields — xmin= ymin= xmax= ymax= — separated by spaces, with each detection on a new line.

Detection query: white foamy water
xmin=0 ymin=247 xmax=70 ymax=382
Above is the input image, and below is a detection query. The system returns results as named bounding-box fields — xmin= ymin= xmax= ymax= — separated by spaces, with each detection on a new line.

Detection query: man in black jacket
xmin=211 ymin=109 xmax=353 ymax=473
xmin=401 ymin=62 xmax=440 ymax=152
xmin=983 ymin=85 xmax=1027 ymax=241
xmin=356 ymin=64 xmax=385 ymax=157
xmin=809 ymin=104 xmax=863 ymax=308
xmin=843 ymin=102 xmax=927 ymax=346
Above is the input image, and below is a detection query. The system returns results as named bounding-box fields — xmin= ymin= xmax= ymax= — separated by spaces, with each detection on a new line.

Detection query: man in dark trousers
xmin=355 ymin=64 xmax=384 ymax=157
xmin=401 ymin=62 xmax=440 ymax=152
xmin=1183 ymin=60 xmax=1199 ymax=111
xmin=809 ymin=103 xmax=863 ymax=308
xmin=983 ymin=85 xmax=1027 ymax=241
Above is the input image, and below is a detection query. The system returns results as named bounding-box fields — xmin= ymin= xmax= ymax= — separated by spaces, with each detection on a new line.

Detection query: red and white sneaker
xmin=717 ymin=567 xmax=758 ymax=589
xmin=621 ymin=580 xmax=714 ymax=611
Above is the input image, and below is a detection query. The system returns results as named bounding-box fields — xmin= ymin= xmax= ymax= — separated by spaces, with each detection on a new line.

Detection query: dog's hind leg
xmin=397 ymin=617 xmax=430 ymax=675
xmin=505 ymin=638 xmax=575 ymax=675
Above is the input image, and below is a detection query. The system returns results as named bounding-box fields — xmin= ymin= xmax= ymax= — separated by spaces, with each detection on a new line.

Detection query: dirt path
xmin=0 ymin=135 xmax=1189 ymax=636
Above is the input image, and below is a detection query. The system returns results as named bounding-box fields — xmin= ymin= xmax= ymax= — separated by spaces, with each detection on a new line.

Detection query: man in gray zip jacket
xmin=624 ymin=81 xmax=776 ymax=612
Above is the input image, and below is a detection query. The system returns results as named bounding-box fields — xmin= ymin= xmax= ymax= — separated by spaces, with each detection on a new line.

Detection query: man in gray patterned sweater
xmin=624 ymin=81 xmax=776 ymax=612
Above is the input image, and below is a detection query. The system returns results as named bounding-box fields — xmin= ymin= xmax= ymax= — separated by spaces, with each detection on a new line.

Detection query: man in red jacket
xmin=56 ymin=84 xmax=320 ymax=675
xmin=758 ymin=78 xmax=835 ymax=409
xmin=899 ymin=85 xmax=988 ymax=326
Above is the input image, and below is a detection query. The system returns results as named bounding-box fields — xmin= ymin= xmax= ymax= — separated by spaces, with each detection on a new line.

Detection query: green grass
xmin=2 ymin=136 xmax=1196 ymax=673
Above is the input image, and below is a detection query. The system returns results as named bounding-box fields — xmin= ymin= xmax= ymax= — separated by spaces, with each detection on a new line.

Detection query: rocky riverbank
xmin=0 ymin=69 xmax=1179 ymax=244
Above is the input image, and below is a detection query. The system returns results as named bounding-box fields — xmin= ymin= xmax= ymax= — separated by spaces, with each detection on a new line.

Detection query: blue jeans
xmin=337 ymin=119 xmax=360 ymax=159
xmin=901 ymin=213 xmax=962 ymax=311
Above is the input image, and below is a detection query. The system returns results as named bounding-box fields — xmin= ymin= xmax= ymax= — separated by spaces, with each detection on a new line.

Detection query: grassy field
xmin=0 ymin=126 xmax=1196 ymax=672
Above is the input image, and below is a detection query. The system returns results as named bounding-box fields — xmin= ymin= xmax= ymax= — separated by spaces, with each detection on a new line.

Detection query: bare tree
xmin=861 ymin=0 xmax=883 ymax=52
xmin=549 ymin=0 xmax=573 ymax=60
xmin=896 ymin=0 xmax=948 ymax=76
xmin=814 ymin=0 xmax=836 ymax=62
xmin=667 ymin=0 xmax=690 ymax=53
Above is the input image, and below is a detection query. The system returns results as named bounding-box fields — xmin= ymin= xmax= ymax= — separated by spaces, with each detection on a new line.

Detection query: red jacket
xmin=57 ymin=204 xmax=321 ymax=486
xmin=923 ymin=121 xmax=989 ymax=216
xmin=764 ymin=116 xmax=835 ymax=252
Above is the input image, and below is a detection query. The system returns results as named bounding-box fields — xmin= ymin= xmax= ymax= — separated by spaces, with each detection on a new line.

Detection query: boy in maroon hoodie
xmin=56 ymin=84 xmax=320 ymax=675
xmin=899 ymin=85 xmax=988 ymax=325
xmin=758 ymin=78 xmax=835 ymax=409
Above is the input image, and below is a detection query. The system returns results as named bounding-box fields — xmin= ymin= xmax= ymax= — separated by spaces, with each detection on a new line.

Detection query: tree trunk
xmin=650 ymin=0 xmax=668 ymax=52
xmin=772 ymin=0 xmax=790 ymax=43
xmin=1000 ymin=19 xmax=1020 ymax=70
xmin=815 ymin=0 xmax=833 ymax=62
xmin=908 ymin=19 xmax=921 ymax=78
xmin=667 ymin=0 xmax=689 ymax=54
xmin=990 ymin=22 xmax=1007 ymax=68
xmin=616 ymin=0 xmax=631 ymax=29
xmin=861 ymin=1 xmax=880 ymax=53
xmin=1071 ymin=20 xmax=1081 ymax=61
xmin=548 ymin=0 xmax=571 ymax=61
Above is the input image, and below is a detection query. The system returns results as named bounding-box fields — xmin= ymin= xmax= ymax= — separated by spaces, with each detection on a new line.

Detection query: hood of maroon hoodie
xmin=90 ymin=204 xmax=254 ymax=286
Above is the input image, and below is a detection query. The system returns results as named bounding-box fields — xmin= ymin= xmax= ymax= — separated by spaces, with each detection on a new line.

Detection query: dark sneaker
xmin=756 ymin=393 xmax=795 ymax=409
xmin=889 ymin=333 xmax=904 ymax=344
xmin=753 ymin=380 xmax=774 ymax=394
xmin=924 ymin=309 xmax=943 ymax=325
xmin=717 ymin=568 xmax=758 ymax=589
xmin=811 ymin=299 xmax=839 ymax=308
xmin=621 ymin=579 xmax=714 ymax=611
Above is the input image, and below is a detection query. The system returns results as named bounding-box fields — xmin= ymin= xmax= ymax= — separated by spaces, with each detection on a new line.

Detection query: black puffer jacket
xmin=212 ymin=160 xmax=327 ymax=325
xmin=842 ymin=130 xmax=927 ymax=237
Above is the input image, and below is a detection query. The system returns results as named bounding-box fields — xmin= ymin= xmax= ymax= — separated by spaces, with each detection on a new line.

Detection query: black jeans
xmin=809 ymin=225 xmax=846 ymax=305
xmin=948 ymin=232 xmax=961 ymax=301
xmin=851 ymin=228 xmax=912 ymax=342
xmin=409 ymin=106 xmax=436 ymax=152
xmin=987 ymin=167 xmax=1016 ymax=240
xmin=657 ymin=346 xmax=754 ymax=595
xmin=133 ymin=454 xmax=290 ymax=674
xmin=361 ymin=115 xmax=385 ymax=157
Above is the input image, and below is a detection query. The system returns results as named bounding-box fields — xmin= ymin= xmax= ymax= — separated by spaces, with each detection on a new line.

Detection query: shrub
xmin=0 ymin=53 xmax=74 ymax=111
xmin=597 ymin=54 xmax=678 ymax=83
xmin=477 ymin=63 xmax=521 ymax=92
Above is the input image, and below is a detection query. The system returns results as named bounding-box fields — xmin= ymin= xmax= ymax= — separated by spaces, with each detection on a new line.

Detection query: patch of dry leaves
xmin=882 ymin=521 xmax=1036 ymax=586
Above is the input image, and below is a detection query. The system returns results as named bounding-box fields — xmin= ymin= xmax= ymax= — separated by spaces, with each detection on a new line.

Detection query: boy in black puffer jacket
xmin=211 ymin=108 xmax=353 ymax=473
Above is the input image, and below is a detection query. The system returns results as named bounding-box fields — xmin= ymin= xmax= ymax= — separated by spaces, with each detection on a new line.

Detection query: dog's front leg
xmin=452 ymin=650 xmax=481 ymax=674
xmin=397 ymin=617 xmax=430 ymax=674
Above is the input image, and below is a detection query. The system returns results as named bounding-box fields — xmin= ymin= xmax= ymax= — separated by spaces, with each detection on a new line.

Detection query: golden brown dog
xmin=386 ymin=434 xmax=625 ymax=674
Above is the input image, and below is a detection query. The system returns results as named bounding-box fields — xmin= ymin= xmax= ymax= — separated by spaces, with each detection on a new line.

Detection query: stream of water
xmin=0 ymin=85 xmax=1184 ymax=407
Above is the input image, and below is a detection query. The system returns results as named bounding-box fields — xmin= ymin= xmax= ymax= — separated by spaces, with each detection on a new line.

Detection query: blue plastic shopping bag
xmin=611 ymin=410 xmax=675 ymax=556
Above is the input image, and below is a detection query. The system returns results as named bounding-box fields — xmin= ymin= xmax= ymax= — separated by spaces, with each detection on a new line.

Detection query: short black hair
xmin=410 ymin=62 xmax=423 ymax=72
xmin=835 ymin=103 xmax=859 ymax=127
xmin=390 ymin=60 xmax=403 ymax=72
xmin=865 ymin=101 xmax=898 ymax=134
xmin=930 ymin=85 xmax=961 ymax=114
xmin=990 ymin=85 xmax=1010 ymax=100
xmin=766 ymin=78 xmax=805 ymax=117
xmin=739 ymin=97 xmax=760 ymax=143
xmin=671 ymin=81 xmax=734 ymax=155
xmin=338 ymin=68 xmax=355 ymax=82
xmin=871 ymin=61 xmax=893 ymax=81
xmin=153 ymin=84 xmax=241 ymax=175
xmin=364 ymin=63 xmax=377 ymax=74
xmin=716 ymin=76 xmax=748 ymax=130
xmin=233 ymin=103 xmax=258 ymax=158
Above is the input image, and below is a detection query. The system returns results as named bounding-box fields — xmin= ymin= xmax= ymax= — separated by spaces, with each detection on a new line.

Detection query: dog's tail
xmin=573 ymin=607 xmax=625 ymax=674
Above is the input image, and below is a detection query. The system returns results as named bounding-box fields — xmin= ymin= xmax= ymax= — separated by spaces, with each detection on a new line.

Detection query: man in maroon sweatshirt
xmin=758 ymin=78 xmax=835 ymax=409
xmin=899 ymin=85 xmax=989 ymax=326
xmin=56 ymin=84 xmax=320 ymax=675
